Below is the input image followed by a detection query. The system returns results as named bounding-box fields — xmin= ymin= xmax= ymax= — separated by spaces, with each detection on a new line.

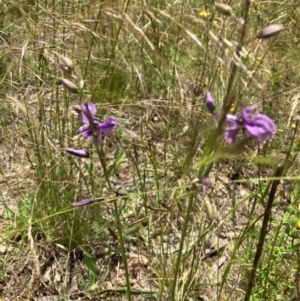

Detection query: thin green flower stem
xmin=170 ymin=191 xmax=197 ymax=301
xmin=239 ymin=0 xmax=251 ymax=48
xmin=96 ymin=150 xmax=132 ymax=301
xmin=92 ymin=0 xmax=132 ymax=94
xmin=83 ymin=4 xmax=103 ymax=79
xmin=84 ymin=105 xmax=132 ymax=301
xmin=244 ymin=164 xmax=285 ymax=301
xmin=182 ymin=120 xmax=202 ymax=178
xmin=171 ymin=119 xmax=206 ymax=299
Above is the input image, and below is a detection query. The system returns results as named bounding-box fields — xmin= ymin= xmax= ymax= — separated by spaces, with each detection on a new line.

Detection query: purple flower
xmin=244 ymin=114 xmax=277 ymax=142
xmin=206 ymin=92 xmax=216 ymax=113
xmin=76 ymin=116 xmax=118 ymax=144
xmin=65 ymin=148 xmax=90 ymax=158
xmin=73 ymin=102 xmax=118 ymax=144
xmin=225 ymin=105 xmax=276 ymax=143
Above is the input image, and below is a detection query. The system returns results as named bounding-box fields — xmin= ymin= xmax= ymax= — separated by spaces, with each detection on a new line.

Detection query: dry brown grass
xmin=1 ymin=0 xmax=300 ymax=300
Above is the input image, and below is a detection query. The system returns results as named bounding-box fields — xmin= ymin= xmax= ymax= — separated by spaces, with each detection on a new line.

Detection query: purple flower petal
xmin=245 ymin=114 xmax=276 ymax=141
xmin=241 ymin=105 xmax=256 ymax=118
xmin=226 ymin=114 xmax=240 ymax=125
xmin=76 ymin=124 xmax=93 ymax=138
xmin=79 ymin=102 xmax=97 ymax=123
xmin=65 ymin=148 xmax=90 ymax=158
xmin=225 ymin=127 xmax=240 ymax=144
xmin=72 ymin=197 xmax=94 ymax=207
xmin=76 ymin=120 xmax=102 ymax=138
xmin=225 ymin=114 xmax=242 ymax=143
xmin=98 ymin=117 xmax=118 ymax=136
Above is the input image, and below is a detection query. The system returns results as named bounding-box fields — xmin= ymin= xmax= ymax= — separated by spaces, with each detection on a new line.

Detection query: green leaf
xmin=77 ymin=273 xmax=86 ymax=287
xmin=84 ymin=253 xmax=98 ymax=284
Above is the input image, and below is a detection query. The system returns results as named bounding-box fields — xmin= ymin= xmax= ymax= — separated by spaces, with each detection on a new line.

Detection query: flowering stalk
xmin=244 ymin=165 xmax=285 ymax=301
xmin=173 ymin=4 xmax=278 ymax=301
xmin=70 ymin=102 xmax=132 ymax=301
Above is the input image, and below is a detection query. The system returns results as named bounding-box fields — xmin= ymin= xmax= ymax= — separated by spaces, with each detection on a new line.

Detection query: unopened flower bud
xmin=200 ymin=177 xmax=214 ymax=189
xmin=72 ymin=105 xmax=82 ymax=114
xmin=58 ymin=78 xmax=78 ymax=94
xmin=59 ymin=56 xmax=74 ymax=73
xmin=72 ymin=197 xmax=94 ymax=207
xmin=257 ymin=24 xmax=284 ymax=39
xmin=204 ymin=200 xmax=215 ymax=221
xmin=59 ymin=63 xmax=69 ymax=72
xmin=72 ymin=196 xmax=104 ymax=207
xmin=215 ymin=3 xmax=232 ymax=16
xmin=61 ymin=56 xmax=73 ymax=69
xmin=206 ymin=92 xmax=216 ymax=113
xmin=65 ymin=148 xmax=90 ymax=158
xmin=79 ymin=79 xmax=85 ymax=89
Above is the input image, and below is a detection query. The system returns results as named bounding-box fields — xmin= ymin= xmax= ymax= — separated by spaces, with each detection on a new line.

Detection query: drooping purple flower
xmin=206 ymin=92 xmax=216 ymax=113
xmin=73 ymin=102 xmax=118 ymax=144
xmin=65 ymin=148 xmax=90 ymax=158
xmin=224 ymin=105 xmax=276 ymax=143
xmin=97 ymin=117 xmax=118 ymax=144
xmin=76 ymin=116 xmax=118 ymax=144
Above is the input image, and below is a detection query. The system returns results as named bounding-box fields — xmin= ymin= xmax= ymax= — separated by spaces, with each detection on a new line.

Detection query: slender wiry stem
xmin=170 ymin=192 xmax=196 ymax=300
xmin=244 ymin=164 xmax=285 ymax=301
